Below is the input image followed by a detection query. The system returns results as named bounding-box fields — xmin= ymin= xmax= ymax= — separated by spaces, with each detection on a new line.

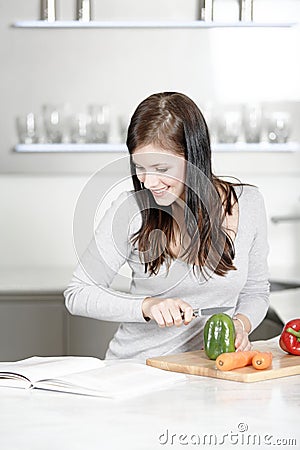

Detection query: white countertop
xmin=0 ymin=266 xmax=73 ymax=294
xmin=269 ymin=264 xmax=300 ymax=284
xmin=0 ymin=361 xmax=299 ymax=450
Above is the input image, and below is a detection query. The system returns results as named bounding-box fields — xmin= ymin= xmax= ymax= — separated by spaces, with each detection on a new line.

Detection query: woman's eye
xmin=134 ymin=166 xmax=168 ymax=173
xmin=156 ymin=168 xmax=168 ymax=173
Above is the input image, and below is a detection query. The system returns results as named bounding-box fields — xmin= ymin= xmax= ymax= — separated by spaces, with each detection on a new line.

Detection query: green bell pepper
xmin=204 ymin=313 xmax=236 ymax=360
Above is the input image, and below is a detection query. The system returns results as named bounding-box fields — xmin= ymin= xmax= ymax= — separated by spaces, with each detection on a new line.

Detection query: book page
xmin=0 ymin=356 xmax=105 ymax=385
xmin=34 ymin=362 xmax=187 ymax=399
xmin=0 ymin=375 xmax=31 ymax=389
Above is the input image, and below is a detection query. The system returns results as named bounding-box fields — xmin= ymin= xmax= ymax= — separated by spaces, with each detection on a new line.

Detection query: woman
xmin=64 ymin=92 xmax=270 ymax=360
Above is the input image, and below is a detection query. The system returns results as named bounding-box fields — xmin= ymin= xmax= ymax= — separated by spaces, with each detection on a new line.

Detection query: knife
xmin=180 ymin=306 xmax=233 ymax=319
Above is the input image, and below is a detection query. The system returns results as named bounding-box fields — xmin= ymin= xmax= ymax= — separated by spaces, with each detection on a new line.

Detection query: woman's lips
xmin=151 ymin=187 xmax=169 ymax=197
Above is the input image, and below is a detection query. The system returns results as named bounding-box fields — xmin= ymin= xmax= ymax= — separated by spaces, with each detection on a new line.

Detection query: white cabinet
xmin=0 ymin=293 xmax=119 ymax=361
xmin=0 ymin=294 xmax=66 ymax=361
xmin=1 ymin=290 xmax=295 ymax=361
xmin=66 ymin=315 xmax=119 ymax=358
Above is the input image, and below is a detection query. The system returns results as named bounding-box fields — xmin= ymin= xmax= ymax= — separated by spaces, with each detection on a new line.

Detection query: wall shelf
xmin=12 ymin=20 xmax=298 ymax=29
xmin=15 ymin=143 xmax=126 ymax=153
xmin=14 ymin=142 xmax=300 ymax=153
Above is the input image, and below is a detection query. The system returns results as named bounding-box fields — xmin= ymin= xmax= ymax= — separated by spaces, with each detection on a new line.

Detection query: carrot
xmin=252 ymin=352 xmax=273 ymax=370
xmin=216 ymin=351 xmax=259 ymax=371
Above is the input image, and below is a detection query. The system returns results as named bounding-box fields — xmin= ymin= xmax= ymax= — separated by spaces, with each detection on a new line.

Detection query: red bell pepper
xmin=279 ymin=319 xmax=300 ymax=356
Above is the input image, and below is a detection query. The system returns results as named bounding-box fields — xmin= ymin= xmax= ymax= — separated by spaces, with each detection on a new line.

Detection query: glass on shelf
xmin=198 ymin=0 xmax=214 ymax=22
xmin=16 ymin=113 xmax=41 ymax=144
xmin=42 ymin=104 xmax=67 ymax=143
xmin=41 ymin=0 xmax=57 ymax=22
xmin=239 ymin=0 xmax=254 ymax=22
xmin=216 ymin=107 xmax=242 ymax=144
xmin=267 ymin=111 xmax=291 ymax=144
xmin=69 ymin=113 xmax=92 ymax=143
xmin=118 ymin=116 xmax=129 ymax=144
xmin=202 ymin=102 xmax=219 ymax=144
xmin=15 ymin=101 xmax=297 ymax=152
xmin=88 ymin=105 xmax=110 ymax=143
xmin=243 ymin=103 xmax=262 ymax=143
xmin=77 ymin=0 xmax=92 ymax=22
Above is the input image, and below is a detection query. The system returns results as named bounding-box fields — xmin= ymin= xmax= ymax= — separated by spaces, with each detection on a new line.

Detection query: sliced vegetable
xmin=216 ymin=350 xmax=258 ymax=371
xmin=204 ymin=313 xmax=235 ymax=360
xmin=252 ymin=352 xmax=273 ymax=370
xmin=279 ymin=319 xmax=300 ymax=356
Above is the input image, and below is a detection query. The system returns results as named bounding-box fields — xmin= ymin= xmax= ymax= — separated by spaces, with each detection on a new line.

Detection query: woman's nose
xmin=142 ymin=172 xmax=160 ymax=189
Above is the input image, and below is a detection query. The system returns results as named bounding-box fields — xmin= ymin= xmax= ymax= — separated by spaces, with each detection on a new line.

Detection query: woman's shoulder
xmin=234 ymin=184 xmax=264 ymax=205
xmin=233 ymin=184 xmax=266 ymax=228
xmin=108 ymin=189 xmax=139 ymax=209
xmin=117 ymin=189 xmax=141 ymax=212
xmin=109 ymin=189 xmax=142 ymax=231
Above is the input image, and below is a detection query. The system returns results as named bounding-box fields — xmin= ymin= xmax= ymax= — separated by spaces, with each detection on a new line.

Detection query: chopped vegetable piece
xmin=216 ymin=351 xmax=258 ymax=371
xmin=252 ymin=352 xmax=273 ymax=370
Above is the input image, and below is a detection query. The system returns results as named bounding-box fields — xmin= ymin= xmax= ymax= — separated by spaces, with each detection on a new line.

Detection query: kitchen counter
xmin=1 ymin=264 xmax=300 ymax=294
xmin=0 ymin=338 xmax=299 ymax=450
xmin=270 ymin=265 xmax=300 ymax=285
xmin=0 ymin=368 xmax=298 ymax=450
xmin=0 ymin=266 xmax=73 ymax=294
xmin=0 ymin=265 xmax=130 ymax=294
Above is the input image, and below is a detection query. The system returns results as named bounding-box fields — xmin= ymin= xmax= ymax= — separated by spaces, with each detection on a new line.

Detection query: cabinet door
xmin=0 ymin=295 xmax=66 ymax=361
xmin=66 ymin=314 xmax=119 ymax=359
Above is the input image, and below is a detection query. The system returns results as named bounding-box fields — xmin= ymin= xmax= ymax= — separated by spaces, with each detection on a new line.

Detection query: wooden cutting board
xmin=146 ymin=340 xmax=300 ymax=383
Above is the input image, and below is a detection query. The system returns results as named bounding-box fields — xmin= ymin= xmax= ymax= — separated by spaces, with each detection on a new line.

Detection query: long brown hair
xmin=126 ymin=92 xmax=243 ymax=278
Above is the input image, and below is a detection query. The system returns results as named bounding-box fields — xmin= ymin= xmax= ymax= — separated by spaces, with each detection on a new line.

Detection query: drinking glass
xmin=118 ymin=116 xmax=129 ymax=143
xmin=69 ymin=113 xmax=91 ymax=144
xmin=16 ymin=113 xmax=40 ymax=144
xmin=88 ymin=105 xmax=110 ymax=143
xmin=41 ymin=0 xmax=57 ymax=22
xmin=239 ymin=0 xmax=253 ymax=21
xmin=243 ymin=104 xmax=262 ymax=143
xmin=217 ymin=109 xmax=242 ymax=144
xmin=202 ymin=102 xmax=217 ymax=144
xmin=42 ymin=104 xmax=66 ymax=143
xmin=267 ymin=112 xmax=291 ymax=144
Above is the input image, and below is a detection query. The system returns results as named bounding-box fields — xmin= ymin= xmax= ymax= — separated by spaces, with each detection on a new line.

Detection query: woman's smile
xmin=151 ymin=186 xmax=169 ymax=197
xmin=132 ymin=144 xmax=186 ymax=206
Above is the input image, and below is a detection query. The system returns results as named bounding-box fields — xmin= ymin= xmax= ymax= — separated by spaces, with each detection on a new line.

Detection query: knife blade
xmin=180 ymin=306 xmax=233 ymax=319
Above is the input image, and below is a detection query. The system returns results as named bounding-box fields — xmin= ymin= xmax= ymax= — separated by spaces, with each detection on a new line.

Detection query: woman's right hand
xmin=142 ymin=297 xmax=194 ymax=327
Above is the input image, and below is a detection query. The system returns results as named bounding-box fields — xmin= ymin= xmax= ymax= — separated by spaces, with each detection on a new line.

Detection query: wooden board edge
xmin=239 ymin=366 xmax=300 ymax=383
xmin=146 ymin=359 xmax=185 ymax=372
xmin=146 ymin=358 xmax=300 ymax=383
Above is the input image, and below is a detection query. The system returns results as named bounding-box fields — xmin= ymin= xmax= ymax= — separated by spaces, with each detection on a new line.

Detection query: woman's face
xmin=132 ymin=144 xmax=186 ymax=206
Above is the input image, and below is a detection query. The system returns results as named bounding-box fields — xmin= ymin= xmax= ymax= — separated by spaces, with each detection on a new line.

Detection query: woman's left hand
xmin=233 ymin=315 xmax=252 ymax=352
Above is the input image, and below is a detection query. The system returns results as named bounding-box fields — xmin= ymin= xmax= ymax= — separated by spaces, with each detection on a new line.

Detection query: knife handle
xmin=180 ymin=309 xmax=197 ymax=319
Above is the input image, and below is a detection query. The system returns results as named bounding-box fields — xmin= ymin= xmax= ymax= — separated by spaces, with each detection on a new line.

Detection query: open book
xmin=0 ymin=356 xmax=186 ymax=399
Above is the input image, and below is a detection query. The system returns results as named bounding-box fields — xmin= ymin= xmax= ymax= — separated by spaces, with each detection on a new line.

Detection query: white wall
xmin=1 ymin=155 xmax=300 ymax=275
xmin=1 ymin=0 xmax=300 ymax=279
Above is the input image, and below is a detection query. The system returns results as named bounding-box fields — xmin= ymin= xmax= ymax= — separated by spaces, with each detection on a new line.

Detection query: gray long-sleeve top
xmin=64 ymin=185 xmax=270 ymax=360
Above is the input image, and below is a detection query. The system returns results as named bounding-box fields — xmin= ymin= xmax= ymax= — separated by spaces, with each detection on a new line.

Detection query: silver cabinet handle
xmin=271 ymin=215 xmax=300 ymax=224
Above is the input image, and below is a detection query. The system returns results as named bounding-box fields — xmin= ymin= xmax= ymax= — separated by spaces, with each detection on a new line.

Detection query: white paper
xmin=0 ymin=357 xmax=186 ymax=398
xmin=0 ymin=356 xmax=105 ymax=384
xmin=35 ymin=362 xmax=186 ymax=399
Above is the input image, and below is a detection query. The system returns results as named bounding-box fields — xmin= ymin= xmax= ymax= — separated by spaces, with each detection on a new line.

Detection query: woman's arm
xmin=64 ymin=191 xmax=148 ymax=323
xmin=233 ymin=189 xmax=270 ymax=344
